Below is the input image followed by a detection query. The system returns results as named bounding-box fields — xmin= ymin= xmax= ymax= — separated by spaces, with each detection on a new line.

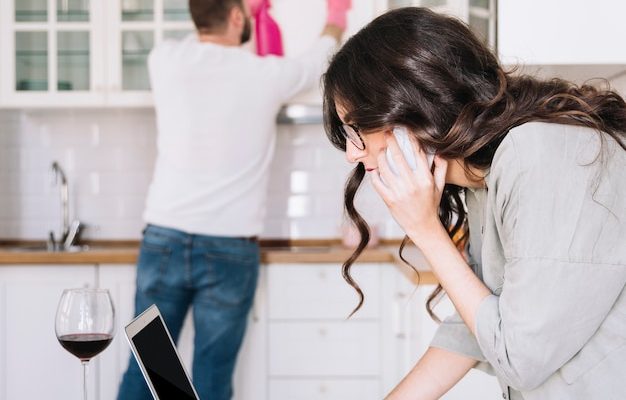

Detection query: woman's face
xmin=335 ymin=102 xmax=486 ymax=188
xmin=336 ymin=104 xmax=389 ymax=172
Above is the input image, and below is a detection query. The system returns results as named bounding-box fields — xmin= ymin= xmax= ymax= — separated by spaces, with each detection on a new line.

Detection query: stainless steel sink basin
xmin=2 ymin=244 xmax=89 ymax=253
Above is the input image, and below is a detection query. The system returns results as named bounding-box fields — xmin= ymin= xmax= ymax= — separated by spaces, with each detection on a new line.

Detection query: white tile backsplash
xmin=9 ymin=67 xmax=619 ymax=241
xmin=0 ymin=109 xmax=396 ymax=240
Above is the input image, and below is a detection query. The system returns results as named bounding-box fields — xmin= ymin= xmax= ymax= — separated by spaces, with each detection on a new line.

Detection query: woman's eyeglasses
xmin=340 ymin=123 xmax=365 ymax=150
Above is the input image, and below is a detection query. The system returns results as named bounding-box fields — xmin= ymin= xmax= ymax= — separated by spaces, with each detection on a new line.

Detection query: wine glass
xmin=55 ymin=288 xmax=115 ymax=400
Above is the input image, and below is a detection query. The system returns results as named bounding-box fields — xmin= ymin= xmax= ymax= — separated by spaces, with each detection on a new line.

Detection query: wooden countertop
xmin=0 ymin=245 xmax=392 ymax=264
xmin=0 ymin=240 xmax=437 ymax=284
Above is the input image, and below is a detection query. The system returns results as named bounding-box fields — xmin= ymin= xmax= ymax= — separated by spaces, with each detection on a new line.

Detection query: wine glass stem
xmin=82 ymin=360 xmax=89 ymax=400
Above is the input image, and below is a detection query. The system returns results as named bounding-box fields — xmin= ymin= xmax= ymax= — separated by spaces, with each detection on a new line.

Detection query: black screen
xmin=132 ymin=317 xmax=198 ymax=400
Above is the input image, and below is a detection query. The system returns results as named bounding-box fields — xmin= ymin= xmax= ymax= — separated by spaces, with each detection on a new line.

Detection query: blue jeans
xmin=117 ymin=224 xmax=260 ymax=400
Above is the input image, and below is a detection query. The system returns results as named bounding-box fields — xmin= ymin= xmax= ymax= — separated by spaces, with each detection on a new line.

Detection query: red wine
xmin=58 ymin=333 xmax=113 ymax=361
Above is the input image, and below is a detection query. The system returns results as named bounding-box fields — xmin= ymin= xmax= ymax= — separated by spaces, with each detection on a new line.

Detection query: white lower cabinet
xmin=269 ymin=378 xmax=381 ymax=399
xmin=385 ymin=265 xmax=501 ymax=400
xmin=95 ymin=263 xmax=269 ymax=400
xmin=98 ymin=264 xmax=137 ymax=400
xmin=0 ymin=265 xmax=98 ymax=400
xmin=0 ymin=279 xmax=4 ymax=400
xmin=0 ymin=261 xmax=500 ymax=400
xmin=269 ymin=321 xmax=381 ymax=377
xmin=265 ymin=263 xmax=389 ymax=400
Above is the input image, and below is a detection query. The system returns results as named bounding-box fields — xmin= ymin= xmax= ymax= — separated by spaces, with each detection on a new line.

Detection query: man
xmin=117 ymin=0 xmax=350 ymax=399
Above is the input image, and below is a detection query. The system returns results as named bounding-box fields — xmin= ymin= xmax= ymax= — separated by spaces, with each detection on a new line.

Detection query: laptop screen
xmin=131 ymin=317 xmax=198 ymax=399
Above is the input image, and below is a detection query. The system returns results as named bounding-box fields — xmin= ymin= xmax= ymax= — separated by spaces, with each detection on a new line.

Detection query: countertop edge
xmin=0 ymin=245 xmax=438 ymax=284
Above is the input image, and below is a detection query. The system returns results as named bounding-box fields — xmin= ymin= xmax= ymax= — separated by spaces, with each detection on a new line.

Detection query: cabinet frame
xmin=0 ymin=0 xmax=107 ymax=107
xmin=106 ymin=0 xmax=194 ymax=107
xmin=0 ymin=0 xmax=194 ymax=108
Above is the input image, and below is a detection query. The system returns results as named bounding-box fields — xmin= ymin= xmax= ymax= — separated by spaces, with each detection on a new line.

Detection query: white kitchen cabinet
xmin=0 ymin=277 xmax=5 ymax=399
xmin=384 ymin=267 xmax=501 ymax=399
xmin=0 ymin=0 xmax=193 ymax=108
xmin=265 ymin=263 xmax=393 ymax=400
xmin=497 ymin=0 xmax=626 ymax=65
xmin=95 ymin=262 xmax=269 ymax=400
xmin=0 ymin=261 xmax=501 ymax=399
xmin=269 ymin=378 xmax=381 ymax=399
xmin=97 ymin=264 xmax=137 ymax=400
xmin=269 ymin=320 xmax=381 ymax=377
xmin=0 ymin=0 xmax=106 ymax=107
xmin=0 ymin=0 xmax=385 ymax=108
xmin=101 ymin=261 xmax=502 ymax=400
xmin=0 ymin=264 xmax=98 ymax=400
xmin=386 ymin=0 xmax=496 ymax=48
xmin=105 ymin=0 xmax=195 ymax=106
xmin=267 ymin=262 xmax=381 ymax=320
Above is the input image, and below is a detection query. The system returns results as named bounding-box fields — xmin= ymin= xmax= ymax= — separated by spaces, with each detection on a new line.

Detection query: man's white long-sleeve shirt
xmin=144 ymin=34 xmax=336 ymax=236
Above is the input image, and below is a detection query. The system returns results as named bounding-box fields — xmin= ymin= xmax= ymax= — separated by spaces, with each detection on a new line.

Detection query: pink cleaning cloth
xmin=255 ymin=0 xmax=284 ymax=56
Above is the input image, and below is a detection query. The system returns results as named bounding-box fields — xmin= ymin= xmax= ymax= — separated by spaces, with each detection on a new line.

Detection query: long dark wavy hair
xmin=322 ymin=7 xmax=626 ymax=319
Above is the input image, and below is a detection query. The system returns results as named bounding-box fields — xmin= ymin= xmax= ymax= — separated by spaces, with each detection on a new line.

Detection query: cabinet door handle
xmin=393 ymin=295 xmax=406 ymax=339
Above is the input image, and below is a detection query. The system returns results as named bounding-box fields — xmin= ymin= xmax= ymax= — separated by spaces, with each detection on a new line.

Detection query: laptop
xmin=124 ymin=304 xmax=200 ymax=400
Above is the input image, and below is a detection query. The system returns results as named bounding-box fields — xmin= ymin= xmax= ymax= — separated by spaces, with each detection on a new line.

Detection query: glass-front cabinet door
xmin=386 ymin=0 xmax=496 ymax=48
xmin=0 ymin=0 xmax=105 ymax=107
xmin=107 ymin=0 xmax=193 ymax=106
xmin=0 ymin=0 xmax=193 ymax=107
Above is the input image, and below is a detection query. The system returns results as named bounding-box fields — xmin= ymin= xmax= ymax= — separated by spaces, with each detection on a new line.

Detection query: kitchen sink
xmin=1 ymin=244 xmax=89 ymax=253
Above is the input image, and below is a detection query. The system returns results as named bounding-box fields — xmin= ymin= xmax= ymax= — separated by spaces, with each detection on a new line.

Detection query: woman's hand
xmin=370 ymin=134 xmax=448 ymax=244
xmin=371 ymin=134 xmax=492 ymax=339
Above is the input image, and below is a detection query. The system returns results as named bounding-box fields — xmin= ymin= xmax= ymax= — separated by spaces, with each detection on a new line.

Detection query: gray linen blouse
xmin=430 ymin=122 xmax=626 ymax=400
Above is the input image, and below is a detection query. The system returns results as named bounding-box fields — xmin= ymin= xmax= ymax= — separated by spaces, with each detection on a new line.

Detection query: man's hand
xmin=327 ymin=0 xmax=352 ymax=30
xmin=246 ymin=0 xmax=263 ymax=15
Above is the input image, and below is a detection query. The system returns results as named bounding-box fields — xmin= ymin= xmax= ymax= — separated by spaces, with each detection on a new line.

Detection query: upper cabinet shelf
xmin=0 ymin=0 xmax=389 ymax=109
xmin=7 ymin=0 xmax=620 ymax=109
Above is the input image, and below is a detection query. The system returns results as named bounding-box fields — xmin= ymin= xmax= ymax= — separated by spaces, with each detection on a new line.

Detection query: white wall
xmin=0 ymin=110 xmax=399 ymax=240
xmin=1 ymin=71 xmax=623 ymax=241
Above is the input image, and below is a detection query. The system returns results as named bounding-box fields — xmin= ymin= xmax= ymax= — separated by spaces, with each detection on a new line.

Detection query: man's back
xmin=144 ymin=34 xmax=335 ymax=236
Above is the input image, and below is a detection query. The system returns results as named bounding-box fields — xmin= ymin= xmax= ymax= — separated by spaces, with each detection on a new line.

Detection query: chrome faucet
xmin=49 ymin=161 xmax=83 ymax=251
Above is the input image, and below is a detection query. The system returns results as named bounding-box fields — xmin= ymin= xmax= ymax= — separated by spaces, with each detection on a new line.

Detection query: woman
xmin=322 ymin=7 xmax=625 ymax=400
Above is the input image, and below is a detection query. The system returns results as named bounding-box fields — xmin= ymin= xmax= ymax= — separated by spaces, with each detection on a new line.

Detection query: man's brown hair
xmin=189 ymin=0 xmax=244 ymax=34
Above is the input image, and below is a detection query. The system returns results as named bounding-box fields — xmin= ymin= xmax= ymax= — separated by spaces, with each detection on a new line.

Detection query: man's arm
xmin=385 ymin=347 xmax=477 ymax=400
xmin=324 ymin=0 xmax=351 ymax=43
xmin=266 ymin=0 xmax=351 ymax=101
xmin=321 ymin=24 xmax=344 ymax=44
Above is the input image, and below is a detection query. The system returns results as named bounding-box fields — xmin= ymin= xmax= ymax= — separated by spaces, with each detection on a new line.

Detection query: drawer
xmin=267 ymin=263 xmax=381 ymax=320
xmin=269 ymin=378 xmax=381 ymax=400
xmin=269 ymin=321 xmax=380 ymax=376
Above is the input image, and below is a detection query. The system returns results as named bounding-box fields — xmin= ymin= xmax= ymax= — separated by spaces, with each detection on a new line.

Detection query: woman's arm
xmin=409 ymin=225 xmax=490 ymax=336
xmin=374 ymin=131 xmax=626 ymax=390
xmin=371 ymin=138 xmax=491 ymax=334
xmin=385 ymin=347 xmax=478 ymax=400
